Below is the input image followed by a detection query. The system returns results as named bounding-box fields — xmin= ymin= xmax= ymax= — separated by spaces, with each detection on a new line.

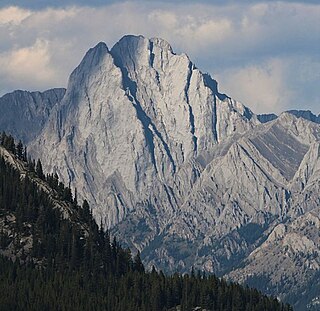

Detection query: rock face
xmin=30 ymin=35 xmax=258 ymax=230
xmin=228 ymin=209 xmax=320 ymax=311
xmin=0 ymin=88 xmax=65 ymax=143
xmin=0 ymin=35 xmax=318 ymax=310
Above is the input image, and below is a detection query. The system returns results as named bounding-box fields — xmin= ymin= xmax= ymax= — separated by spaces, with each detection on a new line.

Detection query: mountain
xmin=0 ymin=135 xmax=292 ymax=311
xmin=0 ymin=88 xmax=65 ymax=143
xmin=257 ymin=113 xmax=278 ymax=123
xmin=135 ymin=112 xmax=320 ymax=309
xmin=287 ymin=110 xmax=320 ymax=124
xmin=257 ymin=110 xmax=320 ymax=124
xmin=228 ymin=208 xmax=320 ymax=311
xmin=30 ymin=36 xmax=258 ymax=231
xmin=0 ymin=35 xmax=319 ymax=309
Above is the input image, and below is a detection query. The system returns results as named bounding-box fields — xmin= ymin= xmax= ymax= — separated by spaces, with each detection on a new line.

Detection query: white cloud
xmin=146 ymin=8 xmax=233 ymax=52
xmin=0 ymin=2 xmax=319 ymax=113
xmin=0 ymin=39 xmax=60 ymax=91
xmin=0 ymin=6 xmax=31 ymax=25
xmin=216 ymin=58 xmax=292 ymax=114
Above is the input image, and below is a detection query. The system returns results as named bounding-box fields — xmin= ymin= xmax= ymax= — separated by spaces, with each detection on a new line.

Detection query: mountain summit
xmin=31 ymin=35 xmax=258 ymax=229
xmin=0 ymin=35 xmax=319 ymax=310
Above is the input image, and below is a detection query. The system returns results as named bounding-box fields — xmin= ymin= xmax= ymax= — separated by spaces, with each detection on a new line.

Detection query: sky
xmin=0 ymin=0 xmax=319 ymax=114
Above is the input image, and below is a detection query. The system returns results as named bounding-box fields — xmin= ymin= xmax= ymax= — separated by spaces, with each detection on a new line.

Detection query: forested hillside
xmin=0 ymin=133 xmax=293 ymax=311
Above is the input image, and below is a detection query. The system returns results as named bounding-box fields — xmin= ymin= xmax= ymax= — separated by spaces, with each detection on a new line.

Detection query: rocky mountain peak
xmin=82 ymin=41 xmax=109 ymax=65
xmin=29 ymin=35 xmax=260 ymax=232
xmin=69 ymin=41 xmax=110 ymax=83
xmin=150 ymin=37 xmax=174 ymax=53
xmin=111 ymin=35 xmax=174 ymax=70
xmin=0 ymin=35 xmax=319 ymax=310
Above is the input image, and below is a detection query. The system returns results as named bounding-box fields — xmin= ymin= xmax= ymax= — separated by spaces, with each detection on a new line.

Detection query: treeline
xmin=0 ymin=255 xmax=292 ymax=311
xmin=1 ymin=131 xmax=75 ymax=204
xmin=1 ymin=132 xmax=26 ymax=158
xmin=0 ymin=133 xmax=293 ymax=311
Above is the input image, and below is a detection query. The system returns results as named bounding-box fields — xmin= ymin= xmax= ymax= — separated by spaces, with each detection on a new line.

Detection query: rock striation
xmin=30 ymin=35 xmax=258 ymax=231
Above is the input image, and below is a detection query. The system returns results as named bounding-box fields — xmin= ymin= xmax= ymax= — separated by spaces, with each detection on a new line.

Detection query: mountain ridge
xmin=0 ymin=35 xmax=319 ymax=310
xmin=30 ymin=35 xmax=259 ymax=229
xmin=0 ymin=88 xmax=65 ymax=143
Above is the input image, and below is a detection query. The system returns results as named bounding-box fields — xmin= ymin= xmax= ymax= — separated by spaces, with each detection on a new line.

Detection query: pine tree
xmin=16 ymin=140 xmax=23 ymax=159
xmin=133 ymin=251 xmax=145 ymax=273
xmin=36 ymin=159 xmax=44 ymax=179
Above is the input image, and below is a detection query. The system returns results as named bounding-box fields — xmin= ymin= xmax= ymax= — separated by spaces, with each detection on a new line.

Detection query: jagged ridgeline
xmin=0 ymin=133 xmax=292 ymax=311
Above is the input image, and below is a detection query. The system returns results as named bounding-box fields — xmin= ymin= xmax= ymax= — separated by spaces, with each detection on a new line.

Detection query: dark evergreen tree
xmin=16 ymin=140 xmax=24 ymax=159
xmin=23 ymin=146 xmax=27 ymax=161
xmin=36 ymin=159 xmax=44 ymax=179
xmin=133 ymin=251 xmax=145 ymax=273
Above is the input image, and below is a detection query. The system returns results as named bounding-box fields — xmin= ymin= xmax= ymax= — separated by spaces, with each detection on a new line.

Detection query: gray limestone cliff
xmin=30 ymin=35 xmax=258 ymax=231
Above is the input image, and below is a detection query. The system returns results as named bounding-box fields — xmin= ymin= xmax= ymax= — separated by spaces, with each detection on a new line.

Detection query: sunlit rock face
xmin=30 ymin=35 xmax=257 ymax=232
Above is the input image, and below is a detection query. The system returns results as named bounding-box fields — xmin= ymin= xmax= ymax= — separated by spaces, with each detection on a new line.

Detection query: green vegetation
xmin=0 ymin=133 xmax=293 ymax=311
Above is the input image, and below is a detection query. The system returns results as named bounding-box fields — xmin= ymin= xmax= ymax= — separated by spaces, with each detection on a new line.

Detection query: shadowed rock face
xmin=287 ymin=110 xmax=320 ymax=124
xmin=0 ymin=88 xmax=65 ymax=143
xmin=0 ymin=35 xmax=318 ymax=310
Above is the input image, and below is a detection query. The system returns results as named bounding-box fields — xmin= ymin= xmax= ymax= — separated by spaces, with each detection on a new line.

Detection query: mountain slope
xmin=0 ymin=134 xmax=292 ymax=311
xmin=0 ymin=88 xmax=65 ymax=143
xmin=132 ymin=113 xmax=319 ymax=257
xmin=228 ymin=209 xmax=320 ymax=310
xmin=133 ymin=112 xmax=319 ymax=308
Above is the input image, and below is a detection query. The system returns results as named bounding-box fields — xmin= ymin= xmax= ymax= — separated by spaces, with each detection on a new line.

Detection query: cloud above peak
xmin=0 ymin=39 xmax=60 ymax=90
xmin=0 ymin=1 xmax=319 ymax=114
xmin=0 ymin=6 xmax=31 ymax=25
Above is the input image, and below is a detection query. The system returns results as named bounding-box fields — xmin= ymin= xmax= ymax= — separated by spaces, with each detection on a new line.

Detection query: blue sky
xmin=0 ymin=0 xmax=319 ymax=114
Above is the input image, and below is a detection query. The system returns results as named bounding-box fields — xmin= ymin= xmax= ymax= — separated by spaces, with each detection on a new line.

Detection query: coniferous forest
xmin=0 ymin=133 xmax=293 ymax=311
